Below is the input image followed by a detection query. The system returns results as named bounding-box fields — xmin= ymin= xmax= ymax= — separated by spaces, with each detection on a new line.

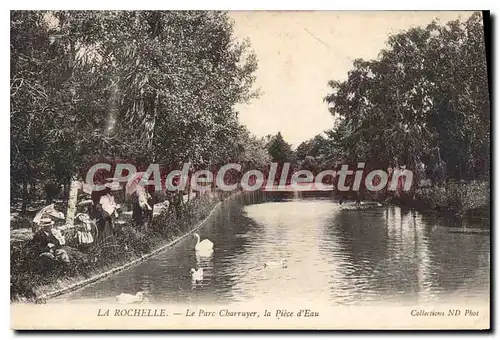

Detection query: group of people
xmin=30 ymin=179 xmax=156 ymax=271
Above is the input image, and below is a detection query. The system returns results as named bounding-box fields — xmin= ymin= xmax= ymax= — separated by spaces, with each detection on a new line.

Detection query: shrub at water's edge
xmin=343 ymin=179 xmax=489 ymax=218
xmin=408 ymin=180 xmax=489 ymax=217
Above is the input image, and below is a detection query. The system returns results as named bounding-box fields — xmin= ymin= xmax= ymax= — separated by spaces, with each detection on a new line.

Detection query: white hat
xmin=48 ymin=210 xmax=65 ymax=219
xmin=39 ymin=217 xmax=54 ymax=227
xmin=77 ymin=199 xmax=94 ymax=207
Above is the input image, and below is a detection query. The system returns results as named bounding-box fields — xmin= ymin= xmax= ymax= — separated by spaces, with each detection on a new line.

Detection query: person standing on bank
xmin=132 ymin=185 xmax=153 ymax=232
xmin=94 ymin=182 xmax=120 ymax=246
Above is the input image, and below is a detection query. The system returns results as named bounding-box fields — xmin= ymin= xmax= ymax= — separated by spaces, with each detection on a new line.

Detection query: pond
xmin=54 ymin=192 xmax=490 ymax=306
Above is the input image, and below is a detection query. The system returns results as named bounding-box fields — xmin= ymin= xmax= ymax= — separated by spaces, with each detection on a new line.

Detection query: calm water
xmin=54 ymin=193 xmax=490 ymax=306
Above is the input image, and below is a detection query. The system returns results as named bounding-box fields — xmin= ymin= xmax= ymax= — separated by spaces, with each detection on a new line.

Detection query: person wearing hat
xmin=132 ymin=185 xmax=154 ymax=231
xmin=101 ymin=179 xmax=120 ymax=215
xmin=31 ymin=217 xmax=61 ymax=254
xmin=33 ymin=217 xmax=73 ymax=270
xmin=32 ymin=204 xmax=65 ymax=233
xmin=92 ymin=182 xmax=120 ymax=247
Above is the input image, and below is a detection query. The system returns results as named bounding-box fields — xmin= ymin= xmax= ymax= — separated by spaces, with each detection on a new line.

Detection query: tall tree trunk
xmin=65 ymin=176 xmax=80 ymax=227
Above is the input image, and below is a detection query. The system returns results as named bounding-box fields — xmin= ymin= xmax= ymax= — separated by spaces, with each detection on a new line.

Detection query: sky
xmin=230 ymin=11 xmax=477 ymax=147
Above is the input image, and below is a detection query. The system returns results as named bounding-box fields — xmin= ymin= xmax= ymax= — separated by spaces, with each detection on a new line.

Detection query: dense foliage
xmin=11 ymin=10 xmax=269 ymax=211
xmin=324 ymin=13 xmax=489 ymax=183
xmin=11 ymin=11 xmax=490 ymax=211
xmin=264 ymin=13 xmax=489 ymax=213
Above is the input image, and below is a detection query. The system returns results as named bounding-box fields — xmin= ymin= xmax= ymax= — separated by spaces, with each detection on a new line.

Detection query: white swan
xmin=264 ymin=259 xmax=288 ymax=269
xmin=193 ymin=233 xmax=214 ymax=252
xmin=190 ymin=267 xmax=203 ymax=281
xmin=116 ymin=291 xmax=144 ymax=304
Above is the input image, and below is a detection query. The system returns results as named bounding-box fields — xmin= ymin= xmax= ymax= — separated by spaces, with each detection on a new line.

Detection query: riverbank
xmin=10 ymin=192 xmax=235 ymax=302
xmin=332 ymin=180 xmax=490 ymax=220
xmin=385 ymin=180 xmax=490 ymax=219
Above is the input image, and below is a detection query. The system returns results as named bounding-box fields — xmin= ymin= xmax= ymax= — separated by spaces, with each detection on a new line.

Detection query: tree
xmin=11 ymin=11 xmax=51 ymax=210
xmin=11 ymin=10 xmax=261 ymax=214
xmin=266 ymin=132 xmax=295 ymax=164
xmin=295 ymin=134 xmax=335 ymax=173
xmin=324 ymin=12 xmax=489 ymax=184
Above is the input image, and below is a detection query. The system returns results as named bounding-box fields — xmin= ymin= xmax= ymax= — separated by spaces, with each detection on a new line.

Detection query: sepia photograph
xmin=9 ymin=9 xmax=491 ymax=330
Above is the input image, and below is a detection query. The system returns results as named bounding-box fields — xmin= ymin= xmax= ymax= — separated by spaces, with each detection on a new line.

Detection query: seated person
xmin=32 ymin=218 xmax=70 ymax=268
xmin=32 ymin=218 xmax=61 ymax=253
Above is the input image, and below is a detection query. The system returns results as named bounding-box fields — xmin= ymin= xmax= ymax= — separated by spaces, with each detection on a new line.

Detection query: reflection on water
xmin=55 ymin=193 xmax=490 ymax=306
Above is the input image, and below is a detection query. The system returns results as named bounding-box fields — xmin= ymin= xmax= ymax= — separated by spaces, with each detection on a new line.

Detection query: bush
xmin=414 ymin=186 xmax=448 ymax=209
xmin=445 ymin=180 xmax=490 ymax=214
xmin=414 ymin=180 xmax=489 ymax=215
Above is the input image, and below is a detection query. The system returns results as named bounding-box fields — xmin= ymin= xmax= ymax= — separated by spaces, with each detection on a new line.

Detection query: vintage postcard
xmin=10 ymin=10 xmax=491 ymax=330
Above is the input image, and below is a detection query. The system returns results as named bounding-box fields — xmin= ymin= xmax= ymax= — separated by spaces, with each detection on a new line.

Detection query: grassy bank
xmin=392 ymin=180 xmax=490 ymax=218
xmin=10 ymin=193 xmax=230 ymax=302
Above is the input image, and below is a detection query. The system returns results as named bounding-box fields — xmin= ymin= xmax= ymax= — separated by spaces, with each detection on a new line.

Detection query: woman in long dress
xmin=132 ymin=186 xmax=153 ymax=232
xmin=90 ymin=185 xmax=118 ymax=257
